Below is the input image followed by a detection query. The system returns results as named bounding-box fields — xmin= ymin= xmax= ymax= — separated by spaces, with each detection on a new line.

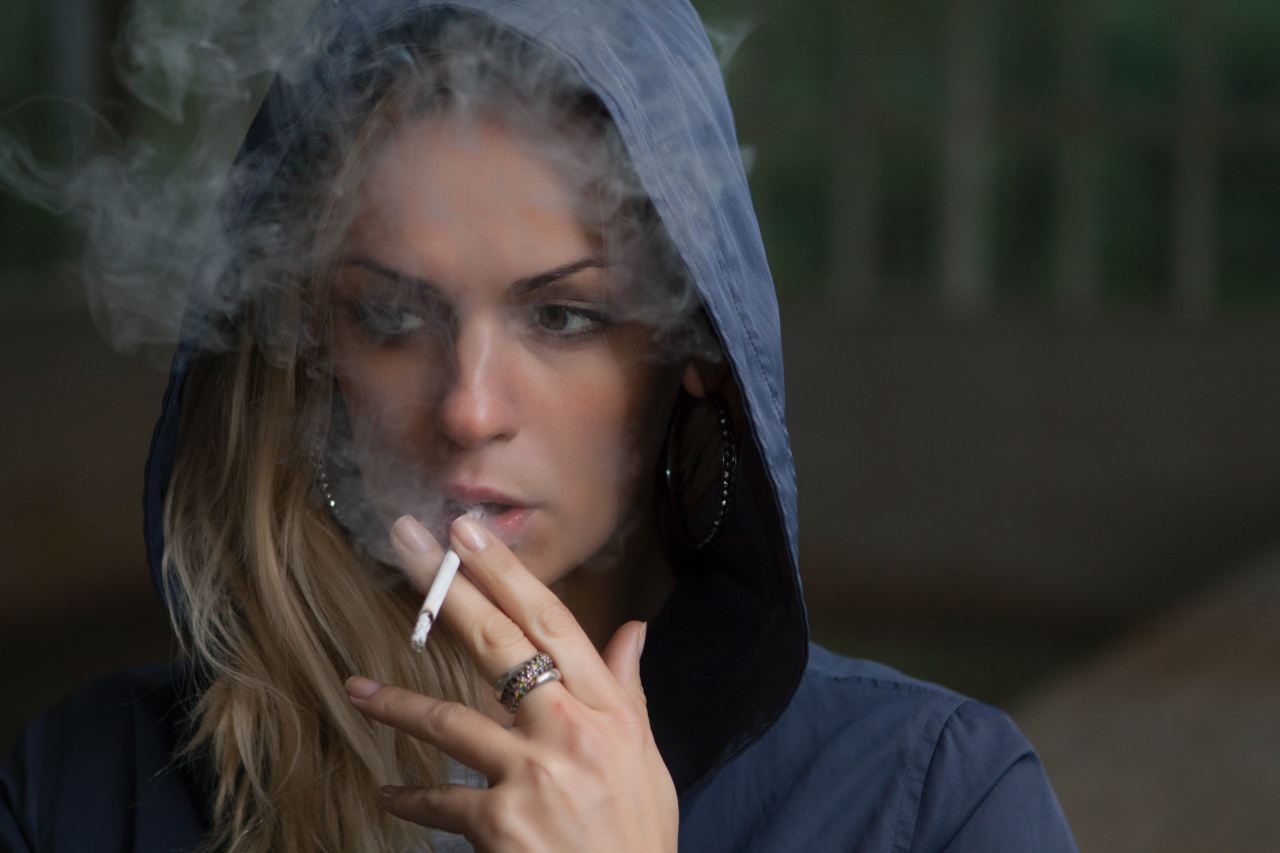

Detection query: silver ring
xmin=524 ymin=667 xmax=561 ymax=698
xmin=495 ymin=652 xmax=559 ymax=713
xmin=494 ymin=651 xmax=553 ymax=692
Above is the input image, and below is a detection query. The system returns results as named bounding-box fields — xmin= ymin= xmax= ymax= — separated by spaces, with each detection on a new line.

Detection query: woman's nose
xmin=435 ymin=318 xmax=518 ymax=449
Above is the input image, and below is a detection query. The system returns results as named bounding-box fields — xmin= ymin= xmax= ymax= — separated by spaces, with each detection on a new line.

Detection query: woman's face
xmin=328 ymin=113 xmax=684 ymax=586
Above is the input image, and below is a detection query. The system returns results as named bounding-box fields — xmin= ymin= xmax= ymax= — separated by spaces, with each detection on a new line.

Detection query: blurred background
xmin=2 ymin=0 xmax=1277 ymax=849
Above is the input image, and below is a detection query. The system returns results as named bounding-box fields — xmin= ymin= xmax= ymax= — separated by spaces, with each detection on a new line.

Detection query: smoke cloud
xmin=2 ymin=0 xmax=754 ymax=554
xmin=1 ymin=0 xmax=321 ymax=351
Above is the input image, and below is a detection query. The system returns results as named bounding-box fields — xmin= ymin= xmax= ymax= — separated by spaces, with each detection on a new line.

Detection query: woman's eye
xmin=533 ymin=303 xmax=606 ymax=336
xmin=349 ymin=302 xmax=427 ymax=341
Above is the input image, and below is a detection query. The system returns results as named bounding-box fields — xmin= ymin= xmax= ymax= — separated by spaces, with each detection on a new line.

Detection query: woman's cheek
xmin=565 ymin=381 xmax=640 ymax=533
xmin=337 ymin=358 xmax=436 ymax=461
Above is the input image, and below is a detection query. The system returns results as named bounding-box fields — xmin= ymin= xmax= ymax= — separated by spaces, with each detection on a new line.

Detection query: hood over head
xmin=144 ymin=0 xmax=807 ymax=796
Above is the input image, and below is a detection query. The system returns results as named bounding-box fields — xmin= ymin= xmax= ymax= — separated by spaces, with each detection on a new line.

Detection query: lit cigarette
xmin=410 ymin=506 xmax=484 ymax=651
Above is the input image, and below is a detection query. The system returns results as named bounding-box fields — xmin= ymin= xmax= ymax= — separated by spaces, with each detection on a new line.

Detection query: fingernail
xmin=454 ymin=516 xmax=488 ymax=551
xmin=637 ymin=621 xmax=648 ymax=657
xmin=346 ymin=675 xmax=382 ymax=699
xmin=380 ymin=785 xmax=403 ymax=800
xmin=392 ymin=515 xmax=433 ymax=554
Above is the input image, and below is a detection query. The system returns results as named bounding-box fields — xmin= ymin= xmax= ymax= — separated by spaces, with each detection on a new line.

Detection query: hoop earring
xmin=312 ymin=440 xmax=339 ymax=513
xmin=663 ymin=393 xmax=737 ymax=550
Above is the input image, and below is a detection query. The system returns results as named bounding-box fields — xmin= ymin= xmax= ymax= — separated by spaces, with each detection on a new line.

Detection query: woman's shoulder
xmin=23 ymin=663 xmax=180 ymax=722
xmin=1 ymin=664 xmax=208 ymax=853
xmin=6 ymin=664 xmax=189 ymax=772
xmin=677 ymin=643 xmax=1077 ymax=852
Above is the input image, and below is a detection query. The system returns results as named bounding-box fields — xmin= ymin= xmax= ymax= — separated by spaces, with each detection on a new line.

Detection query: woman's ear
xmin=681 ymin=359 xmax=729 ymax=399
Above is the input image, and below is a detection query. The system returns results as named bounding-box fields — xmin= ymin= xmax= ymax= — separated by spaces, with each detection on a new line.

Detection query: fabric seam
xmin=935 ymin=750 xmax=1038 ymax=850
xmin=895 ymin=697 xmax=968 ymax=853
xmin=806 ymin=666 xmax=958 ymax=699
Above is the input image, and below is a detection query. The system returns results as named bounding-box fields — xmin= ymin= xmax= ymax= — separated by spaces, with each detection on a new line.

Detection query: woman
xmin=1 ymin=1 xmax=1076 ymax=851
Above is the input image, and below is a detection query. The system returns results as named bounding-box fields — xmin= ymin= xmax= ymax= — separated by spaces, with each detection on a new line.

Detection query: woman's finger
xmin=346 ymin=677 xmax=518 ymax=780
xmin=380 ymin=783 xmax=485 ymax=836
xmin=390 ymin=515 xmax=447 ymax=594
xmin=391 ymin=515 xmax=539 ymax=672
xmin=449 ymin=514 xmax=625 ymax=712
xmin=600 ymin=620 xmax=648 ymax=712
xmin=391 ymin=516 xmax=551 ymax=689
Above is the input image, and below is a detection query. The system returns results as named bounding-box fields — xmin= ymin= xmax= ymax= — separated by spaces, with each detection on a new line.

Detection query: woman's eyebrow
xmin=510 ymin=257 xmax=608 ymax=295
xmin=340 ymin=255 xmax=607 ymax=295
xmin=342 ymin=256 xmax=441 ymax=294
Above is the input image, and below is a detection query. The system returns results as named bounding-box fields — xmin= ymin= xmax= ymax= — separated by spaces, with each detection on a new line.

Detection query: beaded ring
xmin=495 ymin=652 xmax=561 ymax=713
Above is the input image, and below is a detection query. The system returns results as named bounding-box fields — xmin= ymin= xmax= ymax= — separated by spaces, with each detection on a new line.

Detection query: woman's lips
xmin=482 ymin=505 xmax=534 ymax=543
xmin=443 ymin=486 xmax=535 ymax=544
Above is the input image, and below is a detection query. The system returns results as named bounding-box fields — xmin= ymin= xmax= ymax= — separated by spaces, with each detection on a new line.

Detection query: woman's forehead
xmin=370 ymin=116 xmax=583 ymax=212
xmin=340 ymin=115 xmax=608 ymax=284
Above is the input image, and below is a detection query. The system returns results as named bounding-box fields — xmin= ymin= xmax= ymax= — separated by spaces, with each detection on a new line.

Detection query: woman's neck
xmin=554 ymin=512 xmax=674 ymax=650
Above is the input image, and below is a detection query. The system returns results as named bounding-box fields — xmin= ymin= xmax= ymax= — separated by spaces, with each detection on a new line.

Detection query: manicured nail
xmin=392 ymin=515 xmax=433 ymax=554
xmin=346 ymin=675 xmax=382 ymax=699
xmin=637 ymin=621 xmax=649 ymax=657
xmin=380 ymin=785 xmax=403 ymax=800
xmin=454 ymin=515 xmax=488 ymax=551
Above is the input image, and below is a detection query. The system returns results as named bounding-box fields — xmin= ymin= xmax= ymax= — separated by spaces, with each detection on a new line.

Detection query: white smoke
xmin=1 ymin=0 xmax=747 ymax=556
xmin=0 ymin=0 xmax=318 ymax=352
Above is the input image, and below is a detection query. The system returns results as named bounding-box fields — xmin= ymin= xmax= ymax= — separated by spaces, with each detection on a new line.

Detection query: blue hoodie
xmin=1 ymin=1 xmax=1076 ymax=850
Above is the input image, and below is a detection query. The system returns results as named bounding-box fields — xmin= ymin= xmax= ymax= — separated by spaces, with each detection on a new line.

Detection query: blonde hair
xmin=164 ymin=328 xmax=487 ymax=852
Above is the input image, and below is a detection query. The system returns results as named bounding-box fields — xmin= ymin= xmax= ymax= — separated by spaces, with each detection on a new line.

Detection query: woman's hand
xmin=345 ymin=514 xmax=678 ymax=852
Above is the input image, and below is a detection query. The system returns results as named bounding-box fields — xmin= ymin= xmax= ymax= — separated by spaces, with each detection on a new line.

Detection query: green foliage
xmin=1220 ymin=140 xmax=1280 ymax=309
xmin=1098 ymin=0 xmax=1178 ymax=104
xmin=694 ymin=0 xmax=1279 ymax=311
xmin=0 ymin=0 xmax=64 ymax=273
xmin=1100 ymin=141 xmax=1174 ymax=306
xmin=1221 ymin=0 xmax=1280 ymax=104
xmin=2 ymin=0 xmax=1277 ymax=312
xmin=990 ymin=137 xmax=1054 ymax=303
